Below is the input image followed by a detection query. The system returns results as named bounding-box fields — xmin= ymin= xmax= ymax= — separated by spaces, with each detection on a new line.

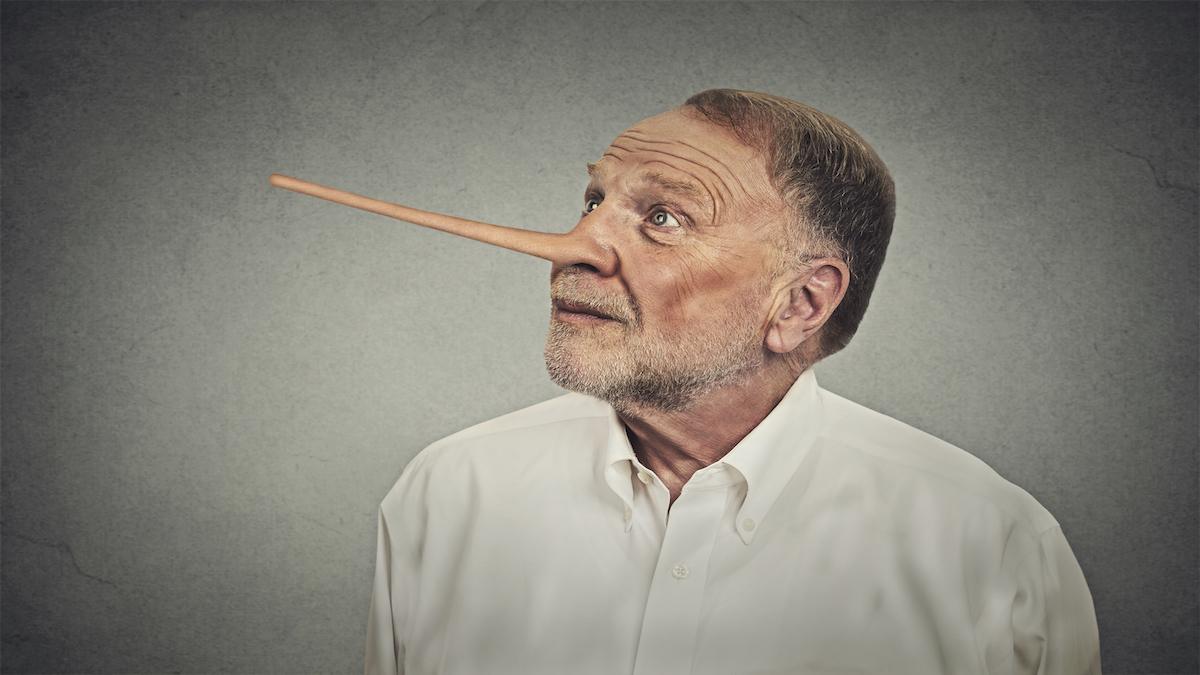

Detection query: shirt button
xmin=637 ymin=472 xmax=653 ymax=484
xmin=671 ymin=564 xmax=689 ymax=580
xmin=624 ymin=507 xmax=633 ymax=521
xmin=741 ymin=518 xmax=756 ymax=531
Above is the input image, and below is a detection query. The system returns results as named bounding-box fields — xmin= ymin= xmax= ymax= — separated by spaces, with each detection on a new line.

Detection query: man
xmin=365 ymin=90 xmax=1101 ymax=675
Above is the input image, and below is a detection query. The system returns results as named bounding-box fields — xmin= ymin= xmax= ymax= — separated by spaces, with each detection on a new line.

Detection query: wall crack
xmin=1110 ymin=146 xmax=1200 ymax=196
xmin=8 ymin=532 xmax=123 ymax=590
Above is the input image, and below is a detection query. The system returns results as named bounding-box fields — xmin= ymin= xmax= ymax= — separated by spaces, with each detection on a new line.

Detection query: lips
xmin=553 ymin=298 xmax=619 ymax=323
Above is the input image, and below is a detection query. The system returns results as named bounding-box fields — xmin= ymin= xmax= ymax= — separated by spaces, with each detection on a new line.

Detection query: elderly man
xmin=365 ymin=90 xmax=1100 ymax=675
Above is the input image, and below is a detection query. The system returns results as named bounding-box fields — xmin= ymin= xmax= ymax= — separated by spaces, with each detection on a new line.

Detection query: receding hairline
xmin=679 ymin=88 xmax=897 ymax=361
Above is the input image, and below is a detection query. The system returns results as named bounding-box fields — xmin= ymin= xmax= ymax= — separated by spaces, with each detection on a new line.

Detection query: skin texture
xmin=544 ymin=109 xmax=849 ymax=503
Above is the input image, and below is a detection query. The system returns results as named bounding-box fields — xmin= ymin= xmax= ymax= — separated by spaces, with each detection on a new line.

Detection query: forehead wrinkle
xmin=638 ymin=157 xmax=728 ymax=223
xmin=618 ymin=144 xmax=733 ymax=212
xmin=597 ymin=141 xmax=730 ymax=221
xmin=671 ymin=138 xmax=755 ymax=197
xmin=604 ymin=139 xmax=637 ymax=157
xmin=614 ymin=133 xmax=738 ymax=211
xmin=637 ymin=136 xmax=761 ymax=208
xmin=621 ymin=127 xmax=768 ymax=208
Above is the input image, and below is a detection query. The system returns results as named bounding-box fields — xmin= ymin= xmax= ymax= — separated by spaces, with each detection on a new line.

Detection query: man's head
xmin=543 ymin=108 xmax=786 ymax=412
xmin=544 ymin=90 xmax=894 ymax=413
xmin=684 ymin=89 xmax=896 ymax=358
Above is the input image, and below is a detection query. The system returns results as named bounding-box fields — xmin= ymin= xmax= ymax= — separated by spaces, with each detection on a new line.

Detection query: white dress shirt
xmin=366 ymin=369 xmax=1101 ymax=675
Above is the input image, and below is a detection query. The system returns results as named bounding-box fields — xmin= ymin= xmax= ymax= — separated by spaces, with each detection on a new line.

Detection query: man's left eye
xmin=651 ymin=211 xmax=681 ymax=228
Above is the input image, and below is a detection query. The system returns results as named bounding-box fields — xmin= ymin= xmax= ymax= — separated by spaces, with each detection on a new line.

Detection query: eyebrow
xmin=645 ymin=171 xmax=709 ymax=205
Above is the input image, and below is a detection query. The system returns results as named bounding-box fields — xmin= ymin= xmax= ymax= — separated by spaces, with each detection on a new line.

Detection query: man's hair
xmin=683 ymin=89 xmax=895 ymax=359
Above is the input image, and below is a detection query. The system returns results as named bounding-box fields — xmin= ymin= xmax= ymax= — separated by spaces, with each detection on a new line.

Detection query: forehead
xmin=590 ymin=109 xmax=779 ymax=215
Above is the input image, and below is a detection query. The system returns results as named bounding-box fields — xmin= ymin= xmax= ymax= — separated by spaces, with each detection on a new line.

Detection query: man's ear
xmin=764 ymin=258 xmax=850 ymax=355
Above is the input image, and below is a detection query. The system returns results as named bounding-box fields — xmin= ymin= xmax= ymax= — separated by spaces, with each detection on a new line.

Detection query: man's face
xmin=544 ymin=109 xmax=791 ymax=412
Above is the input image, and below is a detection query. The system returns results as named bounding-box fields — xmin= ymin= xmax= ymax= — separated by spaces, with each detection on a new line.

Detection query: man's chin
xmin=544 ymin=350 xmax=701 ymax=414
xmin=543 ymin=344 xmax=602 ymax=394
xmin=543 ymin=337 xmax=626 ymax=401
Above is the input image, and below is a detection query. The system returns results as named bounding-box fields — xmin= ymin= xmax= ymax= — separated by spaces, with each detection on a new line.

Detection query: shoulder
xmin=812 ymin=389 xmax=1101 ymax=668
xmin=814 ymin=388 xmax=1060 ymax=539
xmin=383 ymin=392 xmax=612 ymax=504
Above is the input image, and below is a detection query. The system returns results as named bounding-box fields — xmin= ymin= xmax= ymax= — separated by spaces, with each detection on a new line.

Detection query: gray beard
xmin=543 ymin=309 xmax=766 ymax=415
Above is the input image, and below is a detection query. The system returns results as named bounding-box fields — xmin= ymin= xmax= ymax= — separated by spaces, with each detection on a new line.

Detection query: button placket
xmin=631 ymin=486 xmax=728 ymax=675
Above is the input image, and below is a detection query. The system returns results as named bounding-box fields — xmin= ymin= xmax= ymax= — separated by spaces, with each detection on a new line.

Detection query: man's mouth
xmin=552 ymin=298 xmax=620 ymax=324
xmin=550 ymin=269 xmax=638 ymax=326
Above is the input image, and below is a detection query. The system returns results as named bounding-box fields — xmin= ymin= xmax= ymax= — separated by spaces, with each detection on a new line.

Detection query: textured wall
xmin=2 ymin=2 xmax=1195 ymax=673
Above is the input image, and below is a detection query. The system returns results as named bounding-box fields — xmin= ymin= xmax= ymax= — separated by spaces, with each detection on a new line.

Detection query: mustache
xmin=550 ymin=270 xmax=640 ymax=326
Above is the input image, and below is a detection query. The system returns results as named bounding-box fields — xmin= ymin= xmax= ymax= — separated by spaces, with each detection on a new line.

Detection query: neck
xmin=616 ymin=360 xmax=803 ymax=504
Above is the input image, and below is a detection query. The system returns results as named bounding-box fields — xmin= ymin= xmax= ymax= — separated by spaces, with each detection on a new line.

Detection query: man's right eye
xmin=584 ymin=198 xmax=602 ymax=213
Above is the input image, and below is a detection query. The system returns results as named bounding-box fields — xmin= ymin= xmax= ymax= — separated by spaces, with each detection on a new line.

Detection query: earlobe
xmin=764 ymin=259 xmax=849 ymax=355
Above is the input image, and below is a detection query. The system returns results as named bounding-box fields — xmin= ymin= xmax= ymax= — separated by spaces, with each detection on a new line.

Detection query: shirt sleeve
xmin=1010 ymin=526 xmax=1102 ymax=675
xmin=365 ymin=506 xmax=402 ymax=675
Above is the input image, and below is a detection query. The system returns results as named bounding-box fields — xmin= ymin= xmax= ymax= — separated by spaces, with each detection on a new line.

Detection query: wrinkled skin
xmin=543 ymin=109 xmax=792 ymax=414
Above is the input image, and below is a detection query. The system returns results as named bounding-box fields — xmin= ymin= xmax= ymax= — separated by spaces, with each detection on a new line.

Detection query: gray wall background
xmin=2 ymin=2 xmax=1195 ymax=673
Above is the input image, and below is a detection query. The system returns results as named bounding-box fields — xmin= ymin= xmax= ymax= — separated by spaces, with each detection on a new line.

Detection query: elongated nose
xmin=269 ymin=174 xmax=616 ymax=272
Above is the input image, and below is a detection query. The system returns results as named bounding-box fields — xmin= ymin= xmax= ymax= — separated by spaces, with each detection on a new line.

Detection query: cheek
xmin=629 ymin=246 xmax=763 ymax=326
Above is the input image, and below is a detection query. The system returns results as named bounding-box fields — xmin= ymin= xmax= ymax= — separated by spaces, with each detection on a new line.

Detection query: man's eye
xmin=584 ymin=198 xmax=602 ymax=213
xmin=651 ymin=211 xmax=681 ymax=228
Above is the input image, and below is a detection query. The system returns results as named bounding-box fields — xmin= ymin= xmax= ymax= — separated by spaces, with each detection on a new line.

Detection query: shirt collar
xmin=601 ymin=407 xmax=638 ymax=532
xmin=717 ymin=368 xmax=824 ymax=544
xmin=599 ymin=369 xmax=825 ymax=541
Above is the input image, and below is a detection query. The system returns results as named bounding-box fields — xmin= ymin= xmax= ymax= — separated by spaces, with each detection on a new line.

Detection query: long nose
xmin=269 ymin=174 xmax=615 ymax=271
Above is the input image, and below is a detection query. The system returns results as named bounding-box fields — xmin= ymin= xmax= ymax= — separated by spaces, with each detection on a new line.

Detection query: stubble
xmin=544 ymin=270 xmax=767 ymax=414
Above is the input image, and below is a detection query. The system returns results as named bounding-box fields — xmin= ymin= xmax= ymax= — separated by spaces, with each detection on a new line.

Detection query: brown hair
xmin=683 ymin=89 xmax=895 ymax=359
